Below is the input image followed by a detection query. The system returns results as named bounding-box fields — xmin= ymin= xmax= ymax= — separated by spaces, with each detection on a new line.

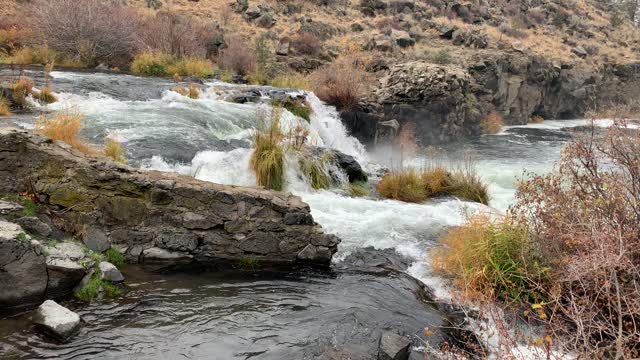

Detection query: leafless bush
xmin=513 ymin=122 xmax=640 ymax=358
xmin=218 ymin=35 xmax=256 ymax=75
xmin=29 ymin=0 xmax=139 ymax=67
xmin=136 ymin=10 xmax=220 ymax=58
xmin=311 ymin=56 xmax=372 ymax=110
xmin=290 ymin=33 xmax=322 ymax=55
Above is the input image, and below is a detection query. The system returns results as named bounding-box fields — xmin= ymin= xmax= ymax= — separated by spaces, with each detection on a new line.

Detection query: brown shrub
xmin=290 ymin=33 xmax=322 ymax=56
xmin=136 ymin=10 xmax=219 ymax=58
xmin=218 ymin=35 xmax=256 ymax=76
xmin=29 ymin=0 xmax=138 ymax=67
xmin=311 ymin=56 xmax=371 ymax=110
xmin=510 ymin=123 xmax=640 ymax=357
xmin=377 ymin=168 xmax=427 ymax=203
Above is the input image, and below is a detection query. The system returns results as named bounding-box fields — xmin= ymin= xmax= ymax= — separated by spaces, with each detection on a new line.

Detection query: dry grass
xmin=269 ymin=73 xmax=311 ymax=90
xmin=103 ymin=138 xmax=127 ymax=164
xmin=132 ymin=52 xmax=213 ymax=78
xmin=34 ymin=111 xmax=97 ymax=155
xmin=36 ymin=86 xmax=57 ymax=104
xmin=171 ymin=83 xmax=200 ymax=99
xmin=530 ymin=115 xmax=544 ymax=124
xmin=311 ymin=55 xmax=371 ymax=110
xmin=377 ymin=168 xmax=427 ymax=203
xmin=432 ymin=214 xmax=543 ymax=303
xmin=11 ymin=76 xmax=34 ymax=107
xmin=250 ymin=108 xmax=285 ymax=191
xmin=0 ymin=96 xmax=10 ymax=116
xmin=481 ymin=111 xmax=504 ymax=134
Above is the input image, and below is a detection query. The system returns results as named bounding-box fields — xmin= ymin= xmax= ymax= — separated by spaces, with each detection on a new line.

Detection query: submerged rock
xmin=32 ymin=300 xmax=81 ymax=342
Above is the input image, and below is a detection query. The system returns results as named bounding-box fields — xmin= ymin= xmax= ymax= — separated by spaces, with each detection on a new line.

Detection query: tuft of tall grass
xmin=166 ymin=57 xmax=213 ymax=78
xmin=103 ymin=138 xmax=127 ymax=164
xmin=171 ymin=83 xmax=200 ymax=99
xmin=0 ymin=97 xmax=10 ymax=116
xmin=36 ymin=87 xmax=57 ymax=104
xmin=35 ymin=111 xmax=97 ymax=155
xmin=250 ymin=109 xmax=286 ymax=191
xmin=347 ymin=181 xmax=369 ymax=197
xmin=432 ymin=214 xmax=545 ymax=303
xmin=132 ymin=52 xmax=213 ymax=78
xmin=481 ymin=111 xmax=504 ymax=134
xmin=377 ymin=168 xmax=427 ymax=203
xmin=131 ymin=51 xmax=174 ymax=77
xmin=279 ymin=98 xmax=312 ymax=122
xmin=269 ymin=73 xmax=311 ymax=90
xmin=378 ymin=164 xmax=489 ymax=205
xmin=299 ymin=154 xmax=332 ymax=190
xmin=12 ymin=76 xmax=34 ymax=107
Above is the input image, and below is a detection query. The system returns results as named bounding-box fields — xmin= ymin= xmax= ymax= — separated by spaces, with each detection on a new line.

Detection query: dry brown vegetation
xmin=311 ymin=56 xmax=371 ymax=111
xmin=435 ymin=121 xmax=640 ymax=358
xmin=481 ymin=111 xmax=505 ymax=134
xmin=34 ymin=111 xmax=97 ymax=155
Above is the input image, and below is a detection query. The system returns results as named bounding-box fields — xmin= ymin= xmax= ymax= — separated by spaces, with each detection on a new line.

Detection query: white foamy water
xmin=27 ymin=70 xmax=619 ymax=359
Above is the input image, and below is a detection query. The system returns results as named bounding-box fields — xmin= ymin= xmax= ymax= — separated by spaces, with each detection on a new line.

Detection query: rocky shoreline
xmin=0 ymin=127 xmax=341 ymax=310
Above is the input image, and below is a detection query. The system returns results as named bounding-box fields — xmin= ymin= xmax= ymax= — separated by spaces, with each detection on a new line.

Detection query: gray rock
xmin=512 ymin=41 xmax=526 ymax=53
xmin=276 ymin=40 xmax=290 ymax=56
xmin=571 ymin=46 xmax=587 ymax=58
xmin=0 ymin=200 xmax=23 ymax=214
xmin=83 ymin=227 xmax=111 ymax=252
xmin=46 ymin=241 xmax=87 ymax=261
xmin=99 ymin=261 xmax=125 ymax=282
xmin=143 ymin=247 xmax=193 ymax=261
xmin=390 ymin=29 xmax=415 ymax=48
xmin=378 ymin=332 xmax=411 ymax=360
xmin=45 ymin=258 xmax=87 ymax=298
xmin=0 ymin=220 xmax=47 ymax=308
xmin=244 ymin=5 xmax=262 ymax=20
xmin=283 ymin=212 xmax=314 ymax=225
xmin=146 ymin=0 xmax=162 ymax=9
xmin=256 ymin=13 xmax=275 ymax=28
xmin=156 ymin=231 xmax=198 ymax=252
xmin=32 ymin=300 xmax=81 ymax=342
xmin=375 ymin=38 xmax=394 ymax=52
xmin=16 ymin=216 xmax=52 ymax=237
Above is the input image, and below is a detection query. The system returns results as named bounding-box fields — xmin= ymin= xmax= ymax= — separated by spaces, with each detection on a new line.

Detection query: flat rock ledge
xmin=0 ymin=128 xmax=340 ymax=266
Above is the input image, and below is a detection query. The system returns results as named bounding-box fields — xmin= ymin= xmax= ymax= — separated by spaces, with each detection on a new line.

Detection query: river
xmin=0 ymin=69 xmax=608 ymax=359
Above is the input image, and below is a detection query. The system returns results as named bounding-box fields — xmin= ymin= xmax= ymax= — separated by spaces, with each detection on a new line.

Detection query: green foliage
xmin=250 ymin=109 xmax=286 ymax=191
xmin=249 ymin=34 xmax=280 ymax=85
xmin=282 ymin=98 xmax=312 ymax=122
xmin=237 ymin=256 xmax=261 ymax=271
xmin=16 ymin=232 xmax=28 ymax=242
xmin=347 ymin=182 xmax=369 ymax=197
xmin=20 ymin=198 xmax=39 ymax=217
xmin=74 ymin=275 xmax=101 ymax=301
xmin=105 ymin=248 xmax=126 ymax=267
xmin=299 ymin=155 xmax=332 ymax=190
xmin=433 ymin=215 xmax=546 ymax=303
xmin=431 ymin=49 xmax=452 ymax=65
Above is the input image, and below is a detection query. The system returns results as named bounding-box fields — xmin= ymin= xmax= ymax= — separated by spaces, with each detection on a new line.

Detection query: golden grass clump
xmin=377 ymin=168 xmax=427 ymax=203
xmin=12 ymin=76 xmax=34 ymax=107
xmin=269 ymin=73 xmax=311 ymax=90
xmin=347 ymin=181 xmax=369 ymax=197
xmin=299 ymin=153 xmax=332 ymax=190
xmin=132 ymin=52 xmax=213 ymax=78
xmin=35 ymin=111 xmax=97 ymax=155
xmin=0 ymin=97 xmax=11 ymax=116
xmin=481 ymin=111 xmax=504 ymax=134
xmin=103 ymin=138 xmax=127 ymax=164
xmin=171 ymin=83 xmax=200 ymax=99
xmin=378 ymin=164 xmax=489 ymax=205
xmin=250 ymin=109 xmax=285 ymax=191
xmin=36 ymin=86 xmax=57 ymax=104
xmin=530 ymin=115 xmax=544 ymax=123
xmin=432 ymin=214 xmax=543 ymax=302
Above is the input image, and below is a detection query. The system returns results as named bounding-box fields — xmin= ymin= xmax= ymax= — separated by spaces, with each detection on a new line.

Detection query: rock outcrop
xmin=347 ymin=55 xmax=640 ymax=146
xmin=0 ymin=220 xmax=48 ymax=308
xmin=0 ymin=128 xmax=340 ymax=267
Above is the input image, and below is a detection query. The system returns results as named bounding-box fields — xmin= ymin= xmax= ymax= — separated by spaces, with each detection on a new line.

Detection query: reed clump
xmin=250 ymin=108 xmax=285 ymax=191
xmin=0 ymin=97 xmax=10 ymax=116
xmin=103 ymin=138 xmax=127 ymax=164
xmin=35 ymin=111 xmax=97 ymax=155
xmin=481 ymin=111 xmax=504 ymax=134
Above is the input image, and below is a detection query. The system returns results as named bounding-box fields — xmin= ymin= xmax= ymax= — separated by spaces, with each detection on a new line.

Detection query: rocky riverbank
xmin=0 ymin=127 xmax=343 ymax=309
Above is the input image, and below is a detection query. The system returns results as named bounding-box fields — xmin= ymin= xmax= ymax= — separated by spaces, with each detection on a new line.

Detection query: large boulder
xmin=99 ymin=261 xmax=125 ymax=282
xmin=390 ymin=29 xmax=415 ymax=48
xmin=32 ymin=300 xmax=81 ymax=342
xmin=0 ymin=129 xmax=340 ymax=266
xmin=0 ymin=220 xmax=47 ymax=308
xmin=44 ymin=241 xmax=89 ymax=298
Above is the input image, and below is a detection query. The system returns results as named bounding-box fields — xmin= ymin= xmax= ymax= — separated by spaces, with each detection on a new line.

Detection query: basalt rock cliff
xmin=0 ymin=128 xmax=340 ymax=267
